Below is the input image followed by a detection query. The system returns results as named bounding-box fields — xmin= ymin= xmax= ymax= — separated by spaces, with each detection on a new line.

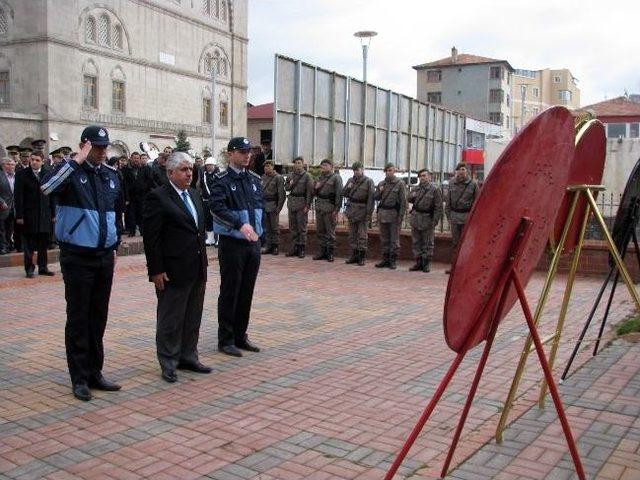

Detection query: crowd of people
xmin=0 ymin=125 xmax=478 ymax=401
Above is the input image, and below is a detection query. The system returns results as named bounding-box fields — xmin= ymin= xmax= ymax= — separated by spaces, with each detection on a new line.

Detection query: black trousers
xmin=13 ymin=220 xmax=23 ymax=251
xmin=156 ymin=277 xmax=206 ymax=372
xmin=23 ymin=232 xmax=49 ymax=272
xmin=0 ymin=213 xmax=9 ymax=251
xmin=60 ymin=249 xmax=115 ymax=384
xmin=125 ymin=199 xmax=144 ymax=235
xmin=3 ymin=212 xmax=14 ymax=249
xmin=217 ymin=236 xmax=261 ymax=346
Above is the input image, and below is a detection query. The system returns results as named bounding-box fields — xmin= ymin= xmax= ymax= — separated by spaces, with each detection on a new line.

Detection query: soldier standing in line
xmin=408 ymin=169 xmax=443 ymax=272
xmin=261 ymin=160 xmax=285 ymax=255
xmin=445 ymin=162 xmax=478 ymax=251
xmin=374 ymin=163 xmax=407 ymax=270
xmin=312 ymin=159 xmax=343 ymax=262
xmin=285 ymin=156 xmax=314 ymax=258
xmin=342 ymin=161 xmax=374 ymax=266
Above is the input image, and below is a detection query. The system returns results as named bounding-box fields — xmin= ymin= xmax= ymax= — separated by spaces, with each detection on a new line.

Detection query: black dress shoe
xmin=236 ymin=338 xmax=260 ymax=352
xmin=161 ymin=370 xmax=177 ymax=383
xmin=177 ymin=361 xmax=212 ymax=373
xmin=25 ymin=271 xmax=35 ymax=279
xmin=89 ymin=374 xmax=122 ymax=391
xmin=218 ymin=345 xmax=243 ymax=357
xmin=38 ymin=269 xmax=55 ymax=276
xmin=72 ymin=381 xmax=92 ymax=401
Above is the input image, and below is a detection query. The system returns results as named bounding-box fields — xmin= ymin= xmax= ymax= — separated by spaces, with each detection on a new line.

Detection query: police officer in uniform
xmin=210 ymin=137 xmax=263 ymax=357
xmin=445 ymin=162 xmax=478 ymax=251
xmin=343 ymin=161 xmax=374 ymax=266
xmin=261 ymin=159 xmax=285 ymax=255
xmin=312 ymin=159 xmax=343 ymax=262
xmin=375 ymin=163 xmax=407 ymax=270
xmin=285 ymin=156 xmax=314 ymax=258
xmin=41 ymin=125 xmax=123 ymax=401
xmin=408 ymin=169 xmax=443 ymax=272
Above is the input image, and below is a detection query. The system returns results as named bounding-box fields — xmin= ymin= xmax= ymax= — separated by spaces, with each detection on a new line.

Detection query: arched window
xmin=0 ymin=8 xmax=8 ymax=35
xmin=85 ymin=16 xmax=96 ymax=43
xmin=220 ymin=57 xmax=227 ymax=77
xmin=113 ymin=24 xmax=123 ymax=49
xmin=204 ymin=53 xmax=213 ymax=75
xmin=220 ymin=1 xmax=227 ymax=21
xmin=98 ymin=14 xmax=110 ymax=46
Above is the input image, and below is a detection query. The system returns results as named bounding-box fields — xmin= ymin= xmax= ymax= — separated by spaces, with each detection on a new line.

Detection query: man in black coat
xmin=0 ymin=157 xmax=16 ymax=254
xmin=142 ymin=151 xmax=211 ymax=383
xmin=121 ymin=151 xmax=151 ymax=236
xmin=14 ymin=152 xmax=55 ymax=277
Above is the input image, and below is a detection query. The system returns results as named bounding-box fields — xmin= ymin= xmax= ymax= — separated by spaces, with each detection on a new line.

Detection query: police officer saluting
xmin=210 ymin=137 xmax=264 ymax=357
xmin=408 ymin=169 xmax=443 ymax=272
xmin=40 ymin=125 xmax=123 ymax=401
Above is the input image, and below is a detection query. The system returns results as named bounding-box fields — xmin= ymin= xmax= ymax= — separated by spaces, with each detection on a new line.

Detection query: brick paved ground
xmin=0 ymin=251 xmax=638 ymax=479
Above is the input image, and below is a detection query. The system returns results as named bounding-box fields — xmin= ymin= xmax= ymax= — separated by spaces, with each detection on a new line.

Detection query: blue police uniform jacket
xmin=40 ymin=160 xmax=122 ymax=254
xmin=210 ymin=168 xmax=264 ymax=240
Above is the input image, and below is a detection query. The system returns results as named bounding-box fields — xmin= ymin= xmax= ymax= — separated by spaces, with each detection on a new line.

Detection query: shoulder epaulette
xmin=248 ymin=170 xmax=261 ymax=180
xmin=103 ymin=163 xmax=117 ymax=172
xmin=215 ymin=170 xmax=228 ymax=179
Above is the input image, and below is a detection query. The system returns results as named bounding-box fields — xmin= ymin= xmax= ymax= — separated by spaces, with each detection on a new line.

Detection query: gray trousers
xmin=316 ymin=210 xmax=337 ymax=248
xmin=379 ymin=222 xmax=400 ymax=255
xmin=288 ymin=208 xmax=309 ymax=246
xmin=411 ymin=227 xmax=435 ymax=258
xmin=263 ymin=211 xmax=280 ymax=247
xmin=451 ymin=223 xmax=465 ymax=250
xmin=348 ymin=220 xmax=368 ymax=250
xmin=155 ymin=278 xmax=205 ymax=372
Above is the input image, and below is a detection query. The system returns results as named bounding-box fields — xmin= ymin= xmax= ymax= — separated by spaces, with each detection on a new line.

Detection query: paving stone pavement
xmin=0 ymin=252 xmax=639 ymax=479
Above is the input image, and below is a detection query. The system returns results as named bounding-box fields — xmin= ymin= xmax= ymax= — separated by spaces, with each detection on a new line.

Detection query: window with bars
xmin=426 ymin=70 xmax=442 ymax=83
xmin=112 ymin=80 xmax=125 ymax=113
xmin=113 ymin=25 xmax=122 ymax=49
xmin=83 ymin=75 xmax=98 ymax=109
xmin=221 ymin=0 xmax=227 ymax=20
xmin=219 ymin=101 xmax=228 ymax=126
xmin=489 ymin=89 xmax=504 ymax=103
xmin=0 ymin=8 xmax=7 ymax=35
xmin=489 ymin=66 xmax=502 ymax=79
xmin=489 ymin=112 xmax=503 ymax=125
xmin=220 ymin=58 xmax=228 ymax=76
xmin=203 ymin=98 xmax=211 ymax=124
xmin=427 ymin=92 xmax=441 ymax=104
xmin=98 ymin=14 xmax=110 ymax=46
xmin=203 ymin=0 xmax=212 ymax=15
xmin=86 ymin=16 xmax=96 ymax=42
xmin=214 ymin=0 xmax=220 ymax=17
xmin=214 ymin=51 xmax=221 ymax=74
xmin=0 ymin=71 xmax=9 ymax=105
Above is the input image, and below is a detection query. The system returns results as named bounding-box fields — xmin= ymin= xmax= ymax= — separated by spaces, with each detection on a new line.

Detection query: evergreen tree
xmin=175 ymin=130 xmax=190 ymax=152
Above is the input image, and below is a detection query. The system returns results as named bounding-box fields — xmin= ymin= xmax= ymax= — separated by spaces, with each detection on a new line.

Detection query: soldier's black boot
xmin=272 ymin=244 xmax=279 ymax=255
xmin=326 ymin=247 xmax=334 ymax=262
xmin=422 ymin=256 xmax=431 ymax=272
xmin=285 ymin=245 xmax=298 ymax=257
xmin=409 ymin=256 xmax=422 ymax=271
xmin=388 ymin=253 xmax=397 ymax=270
xmin=345 ymin=250 xmax=358 ymax=264
xmin=298 ymin=245 xmax=306 ymax=258
xmin=313 ymin=246 xmax=327 ymax=260
xmin=357 ymin=249 xmax=366 ymax=266
xmin=375 ymin=252 xmax=389 ymax=268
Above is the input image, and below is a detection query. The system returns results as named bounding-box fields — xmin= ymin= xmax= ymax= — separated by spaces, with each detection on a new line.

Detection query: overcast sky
xmin=247 ymin=0 xmax=639 ymax=108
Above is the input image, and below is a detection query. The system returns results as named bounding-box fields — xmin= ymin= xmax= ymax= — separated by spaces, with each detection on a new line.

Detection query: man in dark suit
xmin=0 ymin=157 xmax=16 ymax=254
xmin=142 ymin=151 xmax=211 ymax=383
xmin=14 ymin=152 xmax=55 ymax=277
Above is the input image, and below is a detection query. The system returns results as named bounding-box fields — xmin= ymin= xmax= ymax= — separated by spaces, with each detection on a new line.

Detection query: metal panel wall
xmin=273 ymin=54 xmax=465 ymax=175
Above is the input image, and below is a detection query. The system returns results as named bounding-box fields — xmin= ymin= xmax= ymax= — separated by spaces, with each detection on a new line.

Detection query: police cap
xmin=227 ymin=137 xmax=252 ymax=151
xmin=31 ymin=139 xmax=47 ymax=148
xmin=19 ymin=147 xmax=32 ymax=156
xmin=80 ymin=125 xmax=110 ymax=146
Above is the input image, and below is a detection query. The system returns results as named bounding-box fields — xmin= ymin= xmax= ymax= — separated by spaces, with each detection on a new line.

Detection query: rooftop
xmin=413 ymin=47 xmax=514 ymax=71
xmin=578 ymin=95 xmax=640 ymax=118
xmin=248 ymin=102 xmax=274 ymax=120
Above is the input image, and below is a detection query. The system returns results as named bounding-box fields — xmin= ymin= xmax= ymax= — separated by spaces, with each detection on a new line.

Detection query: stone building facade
xmin=0 ymin=0 xmax=248 ymax=158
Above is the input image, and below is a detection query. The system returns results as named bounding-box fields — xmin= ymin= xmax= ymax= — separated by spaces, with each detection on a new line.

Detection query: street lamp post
xmin=354 ymin=30 xmax=377 ymax=83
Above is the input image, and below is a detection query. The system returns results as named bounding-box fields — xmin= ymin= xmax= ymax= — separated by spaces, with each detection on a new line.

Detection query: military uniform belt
xmin=289 ymin=193 xmax=306 ymax=197
xmin=414 ymin=207 xmax=434 ymax=214
xmin=316 ymin=194 xmax=334 ymax=200
xmin=349 ymin=198 xmax=367 ymax=204
xmin=450 ymin=207 xmax=470 ymax=213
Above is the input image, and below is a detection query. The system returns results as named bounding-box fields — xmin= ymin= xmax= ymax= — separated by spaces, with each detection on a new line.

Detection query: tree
xmin=175 ymin=130 xmax=190 ymax=152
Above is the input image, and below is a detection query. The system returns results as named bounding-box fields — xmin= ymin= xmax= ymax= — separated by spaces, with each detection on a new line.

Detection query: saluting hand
xmin=152 ymin=272 xmax=170 ymax=291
